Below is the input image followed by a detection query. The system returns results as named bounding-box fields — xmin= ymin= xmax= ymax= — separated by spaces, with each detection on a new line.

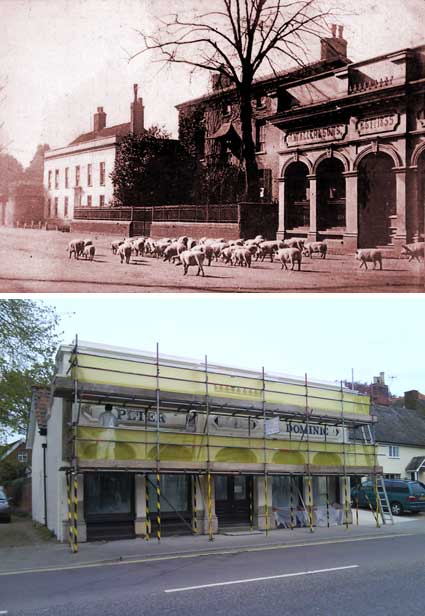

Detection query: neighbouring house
xmin=28 ymin=339 xmax=379 ymax=543
xmin=0 ymin=438 xmax=32 ymax=513
xmin=177 ymin=25 xmax=425 ymax=252
xmin=43 ymin=84 xmax=145 ymax=231
xmin=372 ymin=390 xmax=425 ymax=483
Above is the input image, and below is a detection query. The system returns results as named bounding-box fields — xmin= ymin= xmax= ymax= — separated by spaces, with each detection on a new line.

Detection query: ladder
xmin=375 ymin=476 xmax=394 ymax=525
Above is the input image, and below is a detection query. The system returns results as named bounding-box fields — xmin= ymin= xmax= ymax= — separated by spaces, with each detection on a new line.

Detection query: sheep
xmin=355 ymin=249 xmax=383 ymax=270
xmin=400 ymin=242 xmax=424 ymax=263
xmin=131 ymin=237 xmax=146 ymax=256
xmin=210 ymin=241 xmax=229 ymax=261
xmin=303 ymin=241 xmax=327 ymax=259
xmin=232 ymin=247 xmax=252 ymax=267
xmin=221 ymin=245 xmax=238 ymax=264
xmin=286 ymin=237 xmax=306 ymax=250
xmin=68 ymin=239 xmax=85 ymax=259
xmin=277 ymin=247 xmax=302 ymax=271
xmin=82 ymin=244 xmax=96 ymax=261
xmin=118 ymin=242 xmax=132 ymax=264
xmin=257 ymin=240 xmax=279 ymax=262
xmin=111 ymin=239 xmax=125 ymax=255
xmin=179 ymin=249 xmax=205 ymax=276
xmin=83 ymin=238 xmax=93 ymax=247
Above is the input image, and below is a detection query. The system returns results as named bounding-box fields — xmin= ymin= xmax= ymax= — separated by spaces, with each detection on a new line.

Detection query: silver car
xmin=0 ymin=487 xmax=11 ymax=522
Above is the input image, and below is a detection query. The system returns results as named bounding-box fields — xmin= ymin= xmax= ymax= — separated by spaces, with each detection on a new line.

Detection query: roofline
xmin=56 ymin=339 xmax=367 ymax=396
xmin=45 ymin=135 xmax=119 ymax=160
xmin=176 ymin=41 xmax=425 ymax=111
xmin=0 ymin=439 xmax=25 ymax=462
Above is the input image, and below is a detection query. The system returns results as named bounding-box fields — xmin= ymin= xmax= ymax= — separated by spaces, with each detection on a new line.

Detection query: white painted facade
xmin=377 ymin=443 xmax=425 ymax=483
xmin=43 ymin=137 xmax=117 ymax=220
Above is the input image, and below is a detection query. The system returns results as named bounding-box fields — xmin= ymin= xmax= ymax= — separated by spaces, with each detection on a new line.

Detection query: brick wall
xmin=71 ymin=220 xmax=132 ymax=236
xmin=150 ymin=221 xmax=240 ymax=240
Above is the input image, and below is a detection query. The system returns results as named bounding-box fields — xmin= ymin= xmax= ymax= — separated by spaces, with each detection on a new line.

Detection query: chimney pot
xmin=338 ymin=25 xmax=344 ymax=39
xmin=94 ymin=106 xmax=107 ymax=132
xmin=331 ymin=23 xmax=337 ymax=37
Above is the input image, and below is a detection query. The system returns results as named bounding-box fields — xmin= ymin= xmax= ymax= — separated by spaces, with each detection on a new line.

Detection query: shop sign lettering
xmin=282 ymin=421 xmax=342 ymax=442
xmin=285 ymin=124 xmax=347 ymax=147
xmin=116 ymin=408 xmax=166 ymax=424
xmin=213 ymin=384 xmax=262 ymax=397
xmin=357 ymin=113 xmax=399 ymax=136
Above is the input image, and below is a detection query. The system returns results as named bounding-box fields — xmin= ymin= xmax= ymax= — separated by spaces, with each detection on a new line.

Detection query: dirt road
xmin=0 ymin=228 xmax=423 ymax=293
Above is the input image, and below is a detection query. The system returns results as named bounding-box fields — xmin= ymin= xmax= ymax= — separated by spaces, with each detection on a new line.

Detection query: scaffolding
xmin=59 ymin=339 xmax=383 ymax=552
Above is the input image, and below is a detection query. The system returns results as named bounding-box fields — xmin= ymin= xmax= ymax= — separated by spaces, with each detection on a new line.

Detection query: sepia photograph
xmin=0 ymin=0 xmax=424 ymax=292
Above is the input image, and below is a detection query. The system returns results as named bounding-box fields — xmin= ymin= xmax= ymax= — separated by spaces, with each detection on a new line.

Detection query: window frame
xmin=388 ymin=445 xmax=400 ymax=459
xmin=99 ymin=162 xmax=105 ymax=186
xmin=75 ymin=166 xmax=80 ymax=187
xmin=65 ymin=167 xmax=69 ymax=189
xmin=87 ymin=163 xmax=92 ymax=187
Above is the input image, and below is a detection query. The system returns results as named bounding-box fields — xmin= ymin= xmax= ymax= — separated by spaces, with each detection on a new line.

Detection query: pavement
xmin=1 ymin=509 xmax=424 ymax=576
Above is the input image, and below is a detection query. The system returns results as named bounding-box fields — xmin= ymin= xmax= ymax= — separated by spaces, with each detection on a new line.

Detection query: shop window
xmin=389 ymin=445 xmax=399 ymax=458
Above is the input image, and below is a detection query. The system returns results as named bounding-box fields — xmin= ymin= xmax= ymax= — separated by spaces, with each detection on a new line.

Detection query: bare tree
xmin=132 ymin=0 xmax=335 ymax=200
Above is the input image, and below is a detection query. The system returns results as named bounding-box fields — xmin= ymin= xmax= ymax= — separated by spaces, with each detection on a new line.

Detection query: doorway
xmin=215 ymin=475 xmax=252 ymax=527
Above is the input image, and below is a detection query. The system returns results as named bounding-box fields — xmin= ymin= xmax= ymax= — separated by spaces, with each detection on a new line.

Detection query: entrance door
xmin=215 ymin=475 xmax=252 ymax=526
xmin=84 ymin=472 xmax=135 ymax=541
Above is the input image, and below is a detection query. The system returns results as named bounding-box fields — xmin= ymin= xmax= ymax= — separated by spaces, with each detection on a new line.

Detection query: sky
xmin=2 ymin=0 xmax=425 ymax=166
xmin=29 ymin=294 xmax=425 ymax=397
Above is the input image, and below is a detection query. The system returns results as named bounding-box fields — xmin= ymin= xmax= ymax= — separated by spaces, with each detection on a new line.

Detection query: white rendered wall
xmin=31 ymin=429 xmax=46 ymax=525
xmin=378 ymin=443 xmax=425 ymax=480
xmin=44 ymin=397 xmax=66 ymax=540
xmin=44 ymin=139 xmax=117 ymax=219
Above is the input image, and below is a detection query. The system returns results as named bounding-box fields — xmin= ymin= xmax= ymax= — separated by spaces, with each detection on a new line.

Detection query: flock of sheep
xmin=67 ymin=235 xmax=424 ymax=276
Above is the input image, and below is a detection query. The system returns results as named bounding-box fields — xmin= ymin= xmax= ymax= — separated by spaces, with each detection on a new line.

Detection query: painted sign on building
xmin=357 ymin=113 xmax=399 ymax=136
xmin=278 ymin=421 xmax=343 ymax=443
xmin=285 ymin=125 xmax=347 ymax=147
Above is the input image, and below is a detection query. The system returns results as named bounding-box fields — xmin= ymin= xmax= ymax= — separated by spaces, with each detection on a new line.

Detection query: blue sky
xmin=38 ymin=294 xmax=425 ymax=396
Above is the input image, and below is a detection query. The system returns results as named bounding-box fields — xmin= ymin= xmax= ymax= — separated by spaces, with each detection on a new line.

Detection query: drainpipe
xmin=42 ymin=442 xmax=47 ymax=526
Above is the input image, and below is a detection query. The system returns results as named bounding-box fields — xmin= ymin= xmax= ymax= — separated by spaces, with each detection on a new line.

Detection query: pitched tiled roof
xmin=69 ymin=122 xmax=131 ymax=145
xmin=405 ymin=456 xmax=425 ymax=472
xmin=373 ymin=404 xmax=425 ymax=447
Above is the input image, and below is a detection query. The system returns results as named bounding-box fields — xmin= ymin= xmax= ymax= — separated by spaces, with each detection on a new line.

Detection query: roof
xmin=69 ymin=122 xmax=130 ymax=146
xmin=405 ymin=456 xmax=425 ymax=472
xmin=373 ymin=404 xmax=425 ymax=447
xmin=176 ymin=56 xmax=349 ymax=110
xmin=0 ymin=439 xmax=26 ymax=462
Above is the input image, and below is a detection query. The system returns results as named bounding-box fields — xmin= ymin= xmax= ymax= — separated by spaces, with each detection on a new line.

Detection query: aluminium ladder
xmin=375 ymin=476 xmax=394 ymax=525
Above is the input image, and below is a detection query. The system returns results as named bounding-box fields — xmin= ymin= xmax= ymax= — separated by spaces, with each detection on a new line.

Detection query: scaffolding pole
xmin=340 ymin=381 xmax=350 ymax=530
xmin=262 ymin=367 xmax=269 ymax=536
xmin=305 ymin=374 xmax=314 ymax=533
xmin=205 ymin=355 xmax=214 ymax=541
xmin=156 ymin=343 xmax=161 ymax=542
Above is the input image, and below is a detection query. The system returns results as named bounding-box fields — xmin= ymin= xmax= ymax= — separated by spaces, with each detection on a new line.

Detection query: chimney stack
xmin=130 ymin=84 xmax=145 ymax=135
xmin=94 ymin=107 xmax=106 ymax=133
xmin=320 ymin=23 xmax=348 ymax=62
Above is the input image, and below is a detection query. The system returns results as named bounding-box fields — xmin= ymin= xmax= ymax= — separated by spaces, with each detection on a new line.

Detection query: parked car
xmin=0 ymin=487 xmax=11 ymax=523
xmin=351 ymin=479 xmax=425 ymax=516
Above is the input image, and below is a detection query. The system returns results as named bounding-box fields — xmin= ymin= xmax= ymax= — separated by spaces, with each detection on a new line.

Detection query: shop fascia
xmin=80 ymin=404 xmax=344 ymax=443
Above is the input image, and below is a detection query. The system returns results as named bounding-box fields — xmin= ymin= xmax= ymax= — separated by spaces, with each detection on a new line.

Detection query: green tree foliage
xmin=111 ymin=126 xmax=194 ymax=206
xmin=0 ymin=153 xmax=24 ymax=196
xmin=0 ymin=455 xmax=27 ymax=485
xmin=0 ymin=300 xmax=61 ymax=439
xmin=23 ymin=144 xmax=50 ymax=183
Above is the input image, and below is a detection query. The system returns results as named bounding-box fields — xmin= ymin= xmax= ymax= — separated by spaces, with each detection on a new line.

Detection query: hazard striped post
xmin=326 ymin=475 xmax=330 ymax=528
xmin=192 ymin=475 xmax=198 ymax=534
xmin=344 ymin=476 xmax=350 ymax=530
xmin=66 ymin=472 xmax=74 ymax=550
xmin=156 ymin=472 xmax=161 ymax=542
xmin=289 ymin=476 xmax=295 ymax=530
xmin=264 ymin=473 xmax=269 ymax=536
xmin=207 ymin=472 xmax=213 ymax=541
xmin=72 ymin=474 xmax=78 ymax=553
xmin=145 ymin=474 xmax=150 ymax=541
xmin=249 ymin=477 xmax=254 ymax=531
xmin=307 ymin=475 xmax=313 ymax=532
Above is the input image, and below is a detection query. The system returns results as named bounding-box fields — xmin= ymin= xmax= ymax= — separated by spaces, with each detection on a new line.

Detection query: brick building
xmin=177 ymin=27 xmax=425 ymax=252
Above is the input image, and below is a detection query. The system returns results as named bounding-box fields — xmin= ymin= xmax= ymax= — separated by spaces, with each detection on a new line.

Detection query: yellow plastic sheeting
xmin=75 ymin=427 xmax=376 ymax=469
xmin=312 ymin=452 xmax=342 ymax=466
xmin=272 ymin=450 xmax=305 ymax=465
xmin=215 ymin=447 xmax=257 ymax=463
xmin=72 ymin=353 xmax=370 ymax=417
